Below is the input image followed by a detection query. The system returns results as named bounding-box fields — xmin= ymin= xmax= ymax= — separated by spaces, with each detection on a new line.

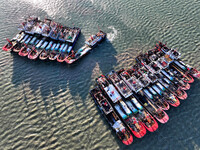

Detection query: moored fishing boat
xmin=107 ymin=70 xmax=133 ymax=98
xmin=152 ymin=83 xmax=180 ymax=107
xmin=137 ymin=91 xmax=169 ymax=124
xmin=125 ymin=96 xmax=158 ymax=132
xmin=57 ymin=44 xmax=70 ymax=62
xmin=96 ymin=75 xmax=147 ymax=138
xmin=12 ymin=42 xmax=24 ymax=53
xmin=170 ymin=62 xmax=194 ymax=83
xmin=143 ymin=88 xmax=170 ymax=110
xmin=39 ymin=41 xmax=53 ymax=60
xmin=2 ymin=32 xmax=25 ymax=51
xmin=18 ymin=37 xmax=40 ymax=57
xmin=90 ymin=87 xmax=133 ymax=145
xmin=164 ymin=68 xmax=191 ymax=90
xmin=65 ymin=30 xmax=106 ymax=64
xmin=28 ymin=39 xmax=48 ymax=60
xmin=49 ymin=43 xmax=60 ymax=60
xmin=107 ymin=70 xmax=158 ymax=132
xmin=18 ymin=16 xmax=39 ymax=34
xmin=160 ymin=70 xmax=188 ymax=99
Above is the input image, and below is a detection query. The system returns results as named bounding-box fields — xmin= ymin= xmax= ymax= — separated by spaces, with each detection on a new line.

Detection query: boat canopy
xmin=131 ymin=98 xmax=143 ymax=110
xmin=115 ymin=105 xmax=127 ymax=119
xmin=143 ymin=89 xmax=153 ymax=99
xmin=126 ymin=101 xmax=138 ymax=114
xmin=104 ymin=84 xmax=121 ymax=103
xmin=112 ymin=120 xmax=125 ymax=132
xmin=120 ymin=101 xmax=132 ymax=116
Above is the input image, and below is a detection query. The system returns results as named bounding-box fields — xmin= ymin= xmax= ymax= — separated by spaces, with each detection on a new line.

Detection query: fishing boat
xmin=49 ymin=43 xmax=60 ymax=60
xmin=114 ymin=101 xmax=147 ymax=138
xmin=107 ymin=70 xmax=133 ymax=98
xmin=41 ymin=18 xmax=52 ymax=37
xmin=18 ymin=16 xmax=39 ymax=34
xmin=160 ymin=70 xmax=188 ymax=99
xmin=39 ymin=41 xmax=53 ymax=60
xmin=49 ymin=22 xmax=60 ymax=40
xmin=136 ymin=91 xmax=169 ymax=124
xmin=170 ymin=62 xmax=194 ymax=83
xmin=90 ymin=87 xmax=133 ymax=145
xmin=2 ymin=32 xmax=25 ymax=51
xmin=156 ymin=73 xmax=187 ymax=100
xmin=143 ymin=88 xmax=170 ymax=110
xmin=96 ymin=75 xmax=147 ymax=138
xmin=65 ymin=30 xmax=106 ymax=64
xmin=57 ymin=44 xmax=71 ymax=62
xmin=119 ymin=69 xmax=143 ymax=93
xmin=107 ymin=70 xmax=158 ymax=132
xmin=58 ymin=27 xmax=81 ymax=43
xmin=28 ymin=39 xmax=48 ymax=60
xmin=18 ymin=37 xmax=40 ymax=57
xmin=164 ymin=68 xmax=191 ymax=90
xmin=125 ymin=96 xmax=158 ymax=132
xmin=154 ymin=82 xmax=180 ymax=107
xmin=12 ymin=42 xmax=24 ymax=53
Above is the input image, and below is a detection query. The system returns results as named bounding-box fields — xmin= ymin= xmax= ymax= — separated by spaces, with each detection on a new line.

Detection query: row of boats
xmin=2 ymin=17 xmax=107 ymax=64
xmin=18 ymin=16 xmax=80 ymax=43
xmin=90 ymin=42 xmax=200 ymax=145
xmin=2 ymin=30 xmax=106 ymax=63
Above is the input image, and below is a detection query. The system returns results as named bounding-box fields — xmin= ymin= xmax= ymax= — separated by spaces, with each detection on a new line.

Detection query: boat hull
xmin=57 ymin=54 xmax=67 ymax=62
xmin=2 ymin=44 xmax=13 ymax=51
xmin=28 ymin=50 xmax=40 ymax=60
xmin=18 ymin=47 xmax=29 ymax=56
xmin=130 ymin=122 xmax=146 ymax=138
xmin=142 ymin=115 xmax=158 ymax=132
xmin=154 ymin=110 xmax=169 ymax=124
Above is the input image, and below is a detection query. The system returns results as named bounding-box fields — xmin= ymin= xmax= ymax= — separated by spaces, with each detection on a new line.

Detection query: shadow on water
xmin=11 ymin=37 xmax=117 ymax=102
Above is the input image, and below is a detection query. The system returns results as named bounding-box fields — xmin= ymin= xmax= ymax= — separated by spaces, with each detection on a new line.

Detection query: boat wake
xmin=106 ymin=26 xmax=118 ymax=42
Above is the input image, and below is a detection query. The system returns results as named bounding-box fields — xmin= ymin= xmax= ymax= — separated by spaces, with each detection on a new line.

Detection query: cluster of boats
xmin=90 ymin=42 xmax=200 ymax=145
xmin=2 ymin=16 xmax=106 ymax=64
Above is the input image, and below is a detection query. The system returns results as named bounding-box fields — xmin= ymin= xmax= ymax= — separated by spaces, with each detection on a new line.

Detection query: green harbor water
xmin=0 ymin=0 xmax=200 ymax=149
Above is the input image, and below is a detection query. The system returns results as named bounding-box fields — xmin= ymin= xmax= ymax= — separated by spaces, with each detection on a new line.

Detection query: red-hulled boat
xmin=189 ymin=68 xmax=200 ymax=78
xmin=183 ymin=74 xmax=194 ymax=84
xmin=18 ymin=44 xmax=32 ymax=57
xmin=154 ymin=108 xmax=169 ymax=124
xmin=39 ymin=50 xmax=49 ymax=60
xmin=180 ymin=82 xmax=190 ymax=90
xmin=168 ymin=96 xmax=180 ymax=107
xmin=2 ymin=39 xmax=16 ymax=51
xmin=49 ymin=51 xmax=59 ymax=61
xmin=141 ymin=113 xmax=158 ymax=132
xmin=28 ymin=48 xmax=39 ymax=60
xmin=128 ymin=117 xmax=146 ymax=138
xmin=2 ymin=32 xmax=25 ymax=51
xmin=12 ymin=42 xmax=24 ymax=53
xmin=175 ymin=89 xmax=187 ymax=100
xmin=57 ymin=53 xmax=67 ymax=62
xmin=90 ymin=87 xmax=133 ymax=145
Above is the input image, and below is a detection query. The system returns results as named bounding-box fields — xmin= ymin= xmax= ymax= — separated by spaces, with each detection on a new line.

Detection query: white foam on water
xmin=106 ymin=26 xmax=118 ymax=42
